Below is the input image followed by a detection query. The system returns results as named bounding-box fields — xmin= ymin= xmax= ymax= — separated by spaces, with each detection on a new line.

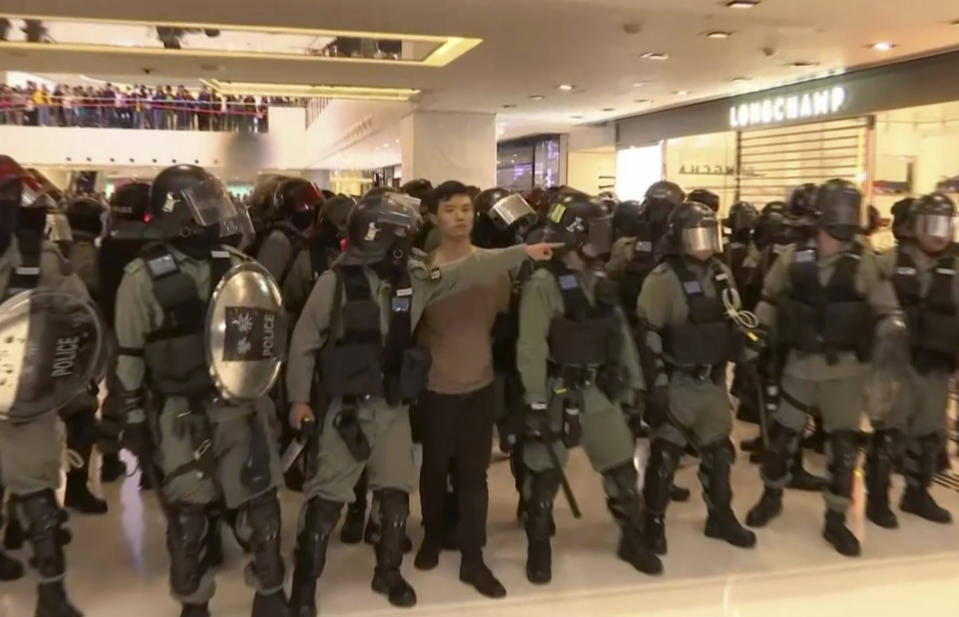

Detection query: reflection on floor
xmin=3 ymin=429 xmax=959 ymax=617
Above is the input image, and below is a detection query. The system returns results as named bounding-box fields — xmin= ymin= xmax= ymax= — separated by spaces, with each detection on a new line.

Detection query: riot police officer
xmin=687 ymin=189 xmax=720 ymax=213
xmin=637 ymin=201 xmax=757 ymax=556
xmin=0 ymin=155 xmax=97 ymax=616
xmin=251 ymin=177 xmax=324 ymax=286
xmin=115 ymin=164 xmax=287 ymax=617
xmin=517 ymin=192 xmax=662 ymax=584
xmin=723 ymin=202 xmax=760 ymax=298
xmin=869 ymin=193 xmax=957 ymax=528
xmin=746 ymin=179 xmax=902 ymax=557
xmin=60 ymin=196 xmax=111 ymax=514
xmin=285 ymin=191 xmax=554 ymax=614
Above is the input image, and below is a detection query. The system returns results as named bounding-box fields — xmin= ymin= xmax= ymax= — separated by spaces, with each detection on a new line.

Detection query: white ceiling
xmin=3 ymin=1 xmax=959 ymax=142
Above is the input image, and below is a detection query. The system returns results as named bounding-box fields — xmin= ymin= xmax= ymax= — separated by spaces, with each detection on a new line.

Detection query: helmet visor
xmin=915 ymin=213 xmax=955 ymax=241
xmin=180 ymin=179 xmax=239 ymax=227
xmin=586 ymin=215 xmax=613 ymax=256
xmin=382 ymin=193 xmax=423 ymax=234
xmin=490 ymin=194 xmax=536 ymax=230
xmin=219 ymin=207 xmax=255 ymax=239
xmin=681 ymin=224 xmax=722 ymax=255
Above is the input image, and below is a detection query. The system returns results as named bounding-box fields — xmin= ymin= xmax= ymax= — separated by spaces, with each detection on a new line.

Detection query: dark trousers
xmin=418 ymin=384 xmax=495 ymax=562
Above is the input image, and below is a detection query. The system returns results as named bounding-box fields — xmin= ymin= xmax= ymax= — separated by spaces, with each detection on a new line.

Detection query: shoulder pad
xmin=124 ymin=257 xmax=147 ymax=275
xmin=410 ymin=247 xmax=428 ymax=261
xmin=649 ymin=262 xmax=671 ymax=276
xmin=408 ymin=258 xmax=430 ymax=280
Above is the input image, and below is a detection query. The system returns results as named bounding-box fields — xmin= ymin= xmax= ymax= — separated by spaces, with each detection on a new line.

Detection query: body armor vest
xmin=619 ymin=237 xmax=657 ymax=321
xmin=779 ymin=242 xmax=874 ymax=362
xmin=546 ymin=261 xmax=621 ymax=370
xmin=141 ymin=244 xmax=232 ymax=396
xmin=318 ymin=265 xmax=430 ymax=405
xmin=892 ymin=246 xmax=959 ymax=371
xmin=5 ymin=228 xmax=43 ymax=300
xmin=661 ymin=257 xmax=736 ymax=369
xmin=724 ymin=241 xmax=756 ymax=298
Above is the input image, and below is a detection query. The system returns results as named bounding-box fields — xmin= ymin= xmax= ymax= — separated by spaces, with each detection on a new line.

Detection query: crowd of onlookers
xmin=0 ymin=82 xmax=306 ymax=132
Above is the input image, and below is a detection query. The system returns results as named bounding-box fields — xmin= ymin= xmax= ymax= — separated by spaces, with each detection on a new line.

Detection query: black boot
xmin=865 ymin=429 xmax=901 ymax=529
xmin=0 ymin=548 xmax=23 ymax=581
xmin=901 ymin=433 xmax=953 ymax=524
xmin=179 ymin=604 xmax=209 ymax=617
xmin=605 ymin=462 xmax=663 ymax=575
xmin=787 ymin=447 xmax=826 ymax=492
xmin=740 ymin=435 xmax=763 ymax=453
xmin=35 ymin=582 xmax=82 ymax=617
xmin=459 ymin=555 xmax=507 ymax=599
xmin=289 ymin=497 xmax=342 ymax=617
xmin=63 ymin=469 xmax=107 ymax=515
xmin=242 ymin=491 xmax=287 ymax=613
xmin=167 ymin=503 xmax=210 ymax=608
xmin=746 ymin=422 xmax=799 ymax=527
xmin=642 ymin=440 xmax=681 ymax=555
xmin=21 ymin=490 xmax=81 ymax=617
xmin=371 ymin=489 xmax=416 ymax=608
xmin=823 ymin=510 xmax=860 ymax=556
xmin=524 ymin=471 xmax=557 ymax=584
xmin=822 ymin=431 xmax=860 ymax=556
xmin=699 ymin=440 xmax=756 ymax=549
xmin=340 ymin=501 xmax=366 ymax=545
xmin=99 ymin=453 xmax=127 ymax=483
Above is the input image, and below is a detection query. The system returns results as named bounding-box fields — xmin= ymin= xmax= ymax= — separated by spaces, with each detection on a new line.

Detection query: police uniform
xmin=114 ymin=243 xmax=285 ymax=609
xmin=0 ymin=235 xmax=89 ymax=614
xmin=606 ymin=234 xmax=657 ymax=325
xmin=869 ymin=241 xmax=957 ymax=525
xmin=285 ymin=243 xmax=530 ymax=612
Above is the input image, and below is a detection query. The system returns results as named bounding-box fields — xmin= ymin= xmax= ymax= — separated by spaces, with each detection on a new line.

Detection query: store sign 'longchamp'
xmin=730 ymin=86 xmax=847 ymax=129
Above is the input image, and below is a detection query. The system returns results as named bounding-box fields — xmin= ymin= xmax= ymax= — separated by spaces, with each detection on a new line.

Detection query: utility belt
xmin=664 ymin=357 xmax=726 ymax=383
xmin=320 ymin=345 xmax=431 ymax=407
xmin=546 ymin=360 xmax=627 ymax=406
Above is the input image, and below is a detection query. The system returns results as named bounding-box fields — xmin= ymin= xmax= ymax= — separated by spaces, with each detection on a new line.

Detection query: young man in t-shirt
xmin=414 ymin=181 xmax=509 ymax=599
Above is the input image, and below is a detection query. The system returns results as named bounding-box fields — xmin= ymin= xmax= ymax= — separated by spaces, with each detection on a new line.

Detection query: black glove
xmin=122 ymin=420 xmax=153 ymax=462
xmin=644 ymin=384 xmax=669 ymax=429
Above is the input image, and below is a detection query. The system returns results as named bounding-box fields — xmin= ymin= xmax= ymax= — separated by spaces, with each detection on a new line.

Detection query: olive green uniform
xmin=516 ymin=266 xmax=641 ymax=480
xmin=285 ymin=245 xmax=530 ymax=503
xmin=115 ymin=244 xmax=283 ymax=605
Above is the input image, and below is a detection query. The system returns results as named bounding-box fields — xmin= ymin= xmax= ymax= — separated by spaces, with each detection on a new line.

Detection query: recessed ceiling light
xmin=634 ymin=98 xmax=652 ymax=104
xmin=570 ymin=115 xmax=584 ymax=119
xmin=789 ymin=61 xmax=819 ymax=67
xmin=641 ymin=52 xmax=669 ymax=61
xmin=952 ymin=19 xmax=959 ymax=26
xmin=706 ymin=31 xmax=733 ymax=39
xmin=732 ymin=76 xmax=752 ymax=82
xmin=601 ymin=108 xmax=615 ymax=112
xmin=557 ymin=84 xmax=575 ymax=91
xmin=725 ymin=0 xmax=760 ymax=8
xmin=871 ymin=41 xmax=895 ymax=51
xmin=674 ymin=90 xmax=690 ymax=95
xmin=632 ymin=81 xmax=651 ymax=88
xmin=529 ymin=94 xmax=545 ymax=100
xmin=502 ymin=104 xmax=517 ymax=108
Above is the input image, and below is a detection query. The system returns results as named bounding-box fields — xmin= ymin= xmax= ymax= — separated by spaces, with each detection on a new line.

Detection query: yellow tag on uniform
xmin=549 ymin=204 xmax=567 ymax=223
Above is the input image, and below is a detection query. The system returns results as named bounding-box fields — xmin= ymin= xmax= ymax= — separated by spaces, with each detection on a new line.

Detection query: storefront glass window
xmin=664 ymin=132 xmax=738 ymax=214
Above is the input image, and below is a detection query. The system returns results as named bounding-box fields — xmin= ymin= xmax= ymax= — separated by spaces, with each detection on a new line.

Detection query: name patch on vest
xmin=794 ymin=250 xmax=815 ymax=263
xmin=558 ymin=274 xmax=579 ymax=290
xmin=895 ymin=266 xmax=917 ymax=276
xmin=634 ymin=240 xmax=652 ymax=253
xmin=683 ymin=280 xmax=703 ymax=294
xmin=936 ymin=268 xmax=955 ymax=276
xmin=392 ymin=297 xmax=411 ymax=313
xmin=146 ymin=253 xmax=177 ymax=277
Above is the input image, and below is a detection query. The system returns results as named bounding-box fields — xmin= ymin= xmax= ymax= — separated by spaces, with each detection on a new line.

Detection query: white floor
xmin=3 ymin=430 xmax=959 ymax=617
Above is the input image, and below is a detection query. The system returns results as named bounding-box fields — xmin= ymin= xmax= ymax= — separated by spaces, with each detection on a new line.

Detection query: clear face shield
xmin=681 ymin=222 xmax=722 ymax=260
xmin=219 ymin=206 xmax=255 ymax=240
xmin=180 ymin=178 xmax=242 ymax=229
xmin=915 ymin=213 xmax=955 ymax=253
xmin=582 ymin=215 xmax=613 ymax=258
xmin=489 ymin=194 xmax=536 ymax=233
xmin=821 ymin=198 xmax=863 ymax=241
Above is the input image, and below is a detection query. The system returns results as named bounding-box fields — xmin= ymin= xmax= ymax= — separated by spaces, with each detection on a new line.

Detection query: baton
xmin=281 ymin=417 xmax=316 ymax=473
xmin=529 ymin=427 xmax=582 ymax=519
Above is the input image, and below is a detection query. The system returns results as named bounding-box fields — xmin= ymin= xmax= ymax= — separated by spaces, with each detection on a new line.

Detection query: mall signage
xmin=729 ymin=85 xmax=847 ymax=129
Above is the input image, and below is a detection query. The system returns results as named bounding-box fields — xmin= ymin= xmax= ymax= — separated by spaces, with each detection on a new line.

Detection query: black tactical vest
xmin=661 ymin=257 xmax=736 ymax=368
xmin=140 ymin=244 xmax=232 ymax=396
xmin=779 ymin=242 xmax=874 ymax=362
xmin=546 ymin=261 xmax=621 ymax=369
xmin=5 ymin=229 xmax=44 ymax=300
xmin=724 ymin=241 xmax=756 ymax=295
xmin=319 ymin=265 xmax=430 ymax=405
xmin=619 ymin=237 xmax=657 ymax=322
xmin=892 ymin=246 xmax=959 ymax=370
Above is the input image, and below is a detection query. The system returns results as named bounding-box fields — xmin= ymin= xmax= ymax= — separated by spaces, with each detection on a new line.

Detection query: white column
xmin=400 ymin=111 xmax=496 ymax=188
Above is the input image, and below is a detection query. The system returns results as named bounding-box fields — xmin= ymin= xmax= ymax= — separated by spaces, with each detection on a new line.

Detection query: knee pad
xmin=762 ymin=423 xmax=800 ymax=481
xmin=167 ymin=502 xmax=209 ymax=597
xmin=601 ymin=461 xmax=639 ymax=502
xmin=240 ymin=490 xmax=284 ymax=590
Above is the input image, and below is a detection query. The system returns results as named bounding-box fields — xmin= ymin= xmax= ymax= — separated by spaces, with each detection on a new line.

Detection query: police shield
xmin=863 ymin=315 xmax=910 ymax=421
xmin=206 ymin=261 xmax=286 ymax=402
xmin=0 ymin=290 xmax=107 ymax=422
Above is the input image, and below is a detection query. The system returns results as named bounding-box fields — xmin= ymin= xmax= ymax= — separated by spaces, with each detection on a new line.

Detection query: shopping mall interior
xmin=4 ymin=1 xmax=959 ymax=616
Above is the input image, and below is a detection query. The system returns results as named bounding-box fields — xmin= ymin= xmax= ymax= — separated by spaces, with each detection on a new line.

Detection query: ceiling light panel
xmin=0 ymin=13 xmax=481 ymax=67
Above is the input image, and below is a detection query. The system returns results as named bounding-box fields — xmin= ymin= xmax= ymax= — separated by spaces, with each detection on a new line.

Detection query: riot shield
xmin=863 ymin=315 xmax=911 ymax=422
xmin=206 ymin=261 xmax=287 ymax=402
xmin=0 ymin=289 xmax=107 ymax=422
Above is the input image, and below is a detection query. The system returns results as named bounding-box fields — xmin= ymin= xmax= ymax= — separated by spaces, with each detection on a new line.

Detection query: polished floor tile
xmin=2 ymin=431 xmax=959 ymax=617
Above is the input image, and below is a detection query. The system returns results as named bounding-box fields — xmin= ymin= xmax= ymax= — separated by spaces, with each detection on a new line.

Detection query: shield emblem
xmin=206 ymin=261 xmax=287 ymax=402
xmin=0 ymin=290 xmax=107 ymax=422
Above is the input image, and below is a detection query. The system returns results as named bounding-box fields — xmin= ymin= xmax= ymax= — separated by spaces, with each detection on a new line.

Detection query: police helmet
xmin=250 ymin=174 xmax=288 ymax=226
xmin=611 ymin=199 xmax=646 ymax=241
xmin=544 ymin=192 xmax=612 ymax=258
xmin=64 ymin=196 xmax=108 ymax=239
xmin=148 ymin=164 xmax=250 ymax=240
xmin=687 ymin=189 xmax=720 ymax=213
xmin=473 ymin=188 xmax=536 ymax=249
xmin=319 ymin=195 xmax=355 ymax=238
xmin=666 ymin=201 xmax=721 ymax=258
xmin=275 ymin=178 xmax=324 ymax=232
xmin=400 ymin=178 xmax=434 ymax=203
xmin=109 ymin=182 xmax=151 ymax=222
xmin=814 ymin=179 xmax=863 ymax=241
xmin=753 ymin=201 xmax=790 ymax=249
xmin=890 ymin=197 xmax=917 ymax=241
xmin=645 ymin=181 xmax=685 ymax=207
xmin=912 ymin=192 xmax=956 ymax=249
xmin=787 ymin=183 xmax=819 ymax=223
xmin=345 ymin=192 xmax=422 ymax=264
xmin=723 ymin=201 xmax=759 ymax=236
